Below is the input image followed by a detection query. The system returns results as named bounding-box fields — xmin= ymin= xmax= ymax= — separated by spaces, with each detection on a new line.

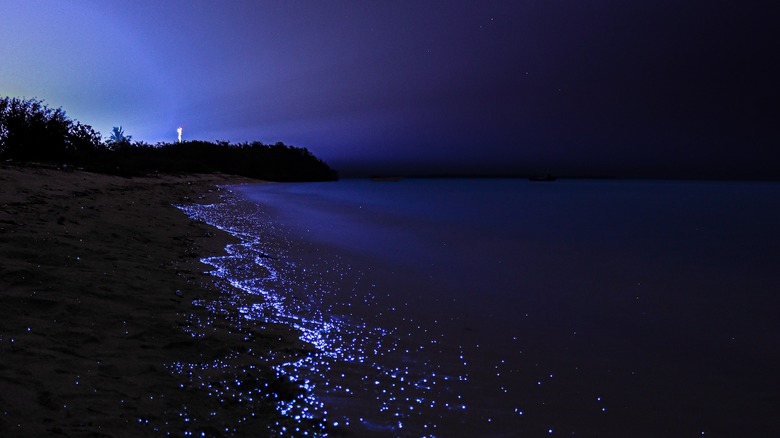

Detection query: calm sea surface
xmin=181 ymin=179 xmax=780 ymax=437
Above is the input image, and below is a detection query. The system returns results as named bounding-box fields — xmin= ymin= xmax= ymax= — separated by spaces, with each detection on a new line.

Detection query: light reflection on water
xmin=173 ymin=194 xmax=466 ymax=436
xmin=167 ymin=179 xmax=780 ymax=437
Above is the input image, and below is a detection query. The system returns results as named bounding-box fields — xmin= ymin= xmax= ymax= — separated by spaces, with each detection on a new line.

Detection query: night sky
xmin=2 ymin=1 xmax=777 ymax=178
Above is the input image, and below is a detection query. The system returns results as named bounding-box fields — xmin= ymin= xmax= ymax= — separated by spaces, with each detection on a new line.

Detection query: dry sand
xmin=0 ymin=164 xmax=314 ymax=436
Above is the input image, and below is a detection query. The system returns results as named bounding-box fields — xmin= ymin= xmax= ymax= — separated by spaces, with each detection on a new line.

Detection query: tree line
xmin=0 ymin=97 xmax=338 ymax=181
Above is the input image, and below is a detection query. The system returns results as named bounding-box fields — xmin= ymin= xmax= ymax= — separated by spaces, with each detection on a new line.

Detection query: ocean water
xmin=180 ymin=179 xmax=780 ymax=437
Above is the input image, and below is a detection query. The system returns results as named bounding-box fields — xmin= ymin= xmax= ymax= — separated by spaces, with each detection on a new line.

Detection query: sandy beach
xmin=0 ymin=164 xmax=312 ymax=436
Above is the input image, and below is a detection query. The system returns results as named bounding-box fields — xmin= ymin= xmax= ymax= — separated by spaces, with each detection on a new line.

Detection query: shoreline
xmin=0 ymin=164 xmax=315 ymax=435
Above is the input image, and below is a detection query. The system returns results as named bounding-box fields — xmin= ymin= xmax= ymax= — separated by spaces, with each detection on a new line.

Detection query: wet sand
xmin=0 ymin=164 xmax=312 ymax=436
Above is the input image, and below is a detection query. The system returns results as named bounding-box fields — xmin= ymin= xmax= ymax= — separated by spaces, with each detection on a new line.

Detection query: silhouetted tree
xmin=67 ymin=121 xmax=103 ymax=154
xmin=0 ymin=97 xmax=102 ymax=161
xmin=107 ymin=126 xmax=132 ymax=148
xmin=1 ymin=95 xmax=337 ymax=181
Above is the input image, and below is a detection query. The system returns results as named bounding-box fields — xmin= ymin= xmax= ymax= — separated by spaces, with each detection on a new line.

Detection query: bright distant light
xmin=177 ymin=126 xmax=183 ymax=143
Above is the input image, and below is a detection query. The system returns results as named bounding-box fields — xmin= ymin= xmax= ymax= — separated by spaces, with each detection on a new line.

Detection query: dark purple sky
xmin=2 ymin=1 xmax=777 ymax=177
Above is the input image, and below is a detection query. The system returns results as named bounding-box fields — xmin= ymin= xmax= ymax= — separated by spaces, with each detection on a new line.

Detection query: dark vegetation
xmin=0 ymin=97 xmax=338 ymax=181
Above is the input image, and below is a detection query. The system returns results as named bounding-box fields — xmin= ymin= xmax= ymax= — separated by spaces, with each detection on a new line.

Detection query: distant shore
xmin=0 ymin=164 xmax=311 ymax=435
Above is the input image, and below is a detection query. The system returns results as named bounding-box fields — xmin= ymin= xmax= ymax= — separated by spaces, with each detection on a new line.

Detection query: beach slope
xmin=0 ymin=165 xmax=305 ymax=436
